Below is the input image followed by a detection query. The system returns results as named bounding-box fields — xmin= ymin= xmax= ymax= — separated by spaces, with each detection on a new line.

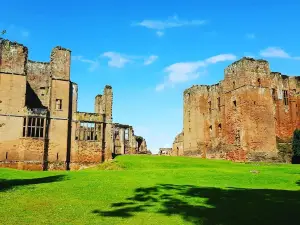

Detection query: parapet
xmin=50 ymin=46 xmax=71 ymax=80
xmin=0 ymin=39 xmax=28 ymax=75
xmin=184 ymin=83 xmax=221 ymax=96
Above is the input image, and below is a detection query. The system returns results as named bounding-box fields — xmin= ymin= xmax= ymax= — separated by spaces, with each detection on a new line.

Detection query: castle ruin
xmin=0 ymin=40 xmax=147 ymax=170
xmin=172 ymin=57 xmax=300 ymax=162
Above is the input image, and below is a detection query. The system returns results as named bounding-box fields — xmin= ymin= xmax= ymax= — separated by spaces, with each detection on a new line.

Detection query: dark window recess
xmin=283 ymin=90 xmax=289 ymax=106
xmin=208 ymin=101 xmax=212 ymax=113
xmin=233 ymin=100 xmax=237 ymax=107
xmin=218 ymin=124 xmax=222 ymax=129
xmin=40 ymin=87 xmax=46 ymax=96
xmin=272 ymin=88 xmax=276 ymax=101
xmin=233 ymin=81 xmax=236 ymax=89
xmin=217 ymin=97 xmax=221 ymax=111
xmin=75 ymin=122 xmax=101 ymax=141
xmin=55 ymin=99 xmax=62 ymax=110
xmin=257 ymin=78 xmax=261 ymax=86
xmin=5 ymin=152 xmax=8 ymax=160
xmin=209 ymin=125 xmax=212 ymax=131
xmin=56 ymin=153 xmax=59 ymax=161
xmin=23 ymin=117 xmax=45 ymax=138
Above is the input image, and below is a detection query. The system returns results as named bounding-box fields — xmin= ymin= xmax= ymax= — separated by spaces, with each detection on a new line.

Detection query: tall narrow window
xmin=283 ymin=90 xmax=289 ymax=106
xmin=217 ymin=97 xmax=221 ymax=111
xmin=55 ymin=99 xmax=62 ymax=110
xmin=5 ymin=152 xmax=8 ymax=160
xmin=208 ymin=101 xmax=212 ymax=113
xmin=233 ymin=81 xmax=236 ymax=89
xmin=272 ymin=88 xmax=276 ymax=101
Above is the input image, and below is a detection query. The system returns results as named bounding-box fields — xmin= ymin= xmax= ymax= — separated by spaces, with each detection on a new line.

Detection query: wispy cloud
xmin=260 ymin=47 xmax=300 ymax=60
xmin=144 ymin=55 xmax=158 ymax=65
xmin=133 ymin=15 xmax=207 ymax=36
xmin=246 ymin=33 xmax=256 ymax=39
xmin=156 ymin=54 xmax=237 ymax=91
xmin=72 ymin=55 xmax=99 ymax=72
xmin=156 ymin=31 xmax=164 ymax=37
xmin=102 ymin=52 xmax=132 ymax=68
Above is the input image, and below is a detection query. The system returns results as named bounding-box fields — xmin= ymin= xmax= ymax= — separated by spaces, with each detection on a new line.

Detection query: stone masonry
xmin=173 ymin=57 xmax=300 ymax=162
xmin=0 ymin=39 xmax=147 ymax=171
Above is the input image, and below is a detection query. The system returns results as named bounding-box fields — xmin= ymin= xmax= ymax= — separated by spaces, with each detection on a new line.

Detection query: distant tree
xmin=292 ymin=129 xmax=300 ymax=164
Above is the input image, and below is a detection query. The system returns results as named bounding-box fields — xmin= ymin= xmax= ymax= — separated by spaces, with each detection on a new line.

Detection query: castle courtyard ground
xmin=1 ymin=155 xmax=300 ymax=225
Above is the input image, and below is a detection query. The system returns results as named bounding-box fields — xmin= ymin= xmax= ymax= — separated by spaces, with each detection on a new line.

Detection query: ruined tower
xmin=176 ymin=57 xmax=300 ymax=162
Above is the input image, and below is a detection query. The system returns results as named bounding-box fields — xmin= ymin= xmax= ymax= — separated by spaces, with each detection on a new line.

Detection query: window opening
xmin=55 ymin=99 xmax=62 ymax=110
xmin=23 ymin=117 xmax=45 ymax=138
xmin=283 ymin=90 xmax=289 ymax=106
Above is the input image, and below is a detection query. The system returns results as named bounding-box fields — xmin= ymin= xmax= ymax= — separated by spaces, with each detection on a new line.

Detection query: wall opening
xmin=125 ymin=129 xmax=129 ymax=141
xmin=75 ymin=122 xmax=101 ymax=141
xmin=257 ymin=78 xmax=261 ymax=86
xmin=272 ymin=88 xmax=276 ymax=101
xmin=217 ymin=97 xmax=221 ymax=111
xmin=23 ymin=117 xmax=45 ymax=138
xmin=233 ymin=81 xmax=236 ymax=89
xmin=5 ymin=152 xmax=8 ymax=160
xmin=55 ymin=99 xmax=63 ymax=110
xmin=218 ymin=123 xmax=222 ymax=129
xmin=208 ymin=101 xmax=212 ymax=113
xmin=233 ymin=100 xmax=237 ymax=108
xmin=283 ymin=90 xmax=289 ymax=106
xmin=56 ymin=153 xmax=59 ymax=161
xmin=209 ymin=125 xmax=212 ymax=131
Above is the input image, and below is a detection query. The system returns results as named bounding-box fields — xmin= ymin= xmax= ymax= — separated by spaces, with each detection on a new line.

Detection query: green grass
xmin=1 ymin=155 xmax=300 ymax=225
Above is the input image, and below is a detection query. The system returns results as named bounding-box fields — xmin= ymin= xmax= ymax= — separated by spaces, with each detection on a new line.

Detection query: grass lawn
xmin=1 ymin=155 xmax=300 ymax=225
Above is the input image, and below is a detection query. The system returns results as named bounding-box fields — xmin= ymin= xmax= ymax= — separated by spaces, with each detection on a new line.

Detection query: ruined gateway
xmin=0 ymin=40 xmax=147 ymax=170
xmin=172 ymin=58 xmax=300 ymax=162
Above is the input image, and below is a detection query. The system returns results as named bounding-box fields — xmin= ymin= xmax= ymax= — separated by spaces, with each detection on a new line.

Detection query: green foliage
xmin=0 ymin=155 xmax=300 ymax=225
xmin=292 ymin=129 xmax=300 ymax=157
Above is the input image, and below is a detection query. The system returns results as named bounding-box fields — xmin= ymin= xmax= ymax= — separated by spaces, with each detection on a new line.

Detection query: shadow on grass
xmin=0 ymin=175 xmax=66 ymax=192
xmin=93 ymin=183 xmax=300 ymax=225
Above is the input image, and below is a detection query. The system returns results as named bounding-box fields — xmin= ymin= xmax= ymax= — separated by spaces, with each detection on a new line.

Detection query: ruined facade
xmin=0 ymin=40 xmax=147 ymax=170
xmin=174 ymin=57 xmax=300 ymax=162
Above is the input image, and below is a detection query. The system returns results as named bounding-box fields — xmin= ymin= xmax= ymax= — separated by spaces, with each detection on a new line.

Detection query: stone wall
xmin=179 ymin=57 xmax=300 ymax=162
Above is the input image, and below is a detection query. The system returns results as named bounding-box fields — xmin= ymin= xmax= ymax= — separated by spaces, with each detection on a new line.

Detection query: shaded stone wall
xmin=181 ymin=57 xmax=300 ymax=162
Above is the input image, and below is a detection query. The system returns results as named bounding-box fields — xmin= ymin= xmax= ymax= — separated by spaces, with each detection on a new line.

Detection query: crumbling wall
xmin=26 ymin=61 xmax=51 ymax=108
xmin=50 ymin=47 xmax=71 ymax=80
xmin=181 ymin=57 xmax=300 ymax=162
xmin=172 ymin=131 xmax=184 ymax=156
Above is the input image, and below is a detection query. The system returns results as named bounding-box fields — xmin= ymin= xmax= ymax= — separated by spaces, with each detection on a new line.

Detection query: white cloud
xmin=144 ymin=55 xmax=158 ymax=65
xmin=102 ymin=52 xmax=132 ymax=68
xmin=72 ymin=55 xmax=99 ymax=72
xmin=259 ymin=47 xmax=300 ymax=60
xmin=156 ymin=31 xmax=164 ymax=37
xmin=133 ymin=15 xmax=207 ymax=36
xmin=260 ymin=47 xmax=290 ymax=58
xmin=246 ymin=33 xmax=255 ymax=39
xmin=156 ymin=54 xmax=237 ymax=91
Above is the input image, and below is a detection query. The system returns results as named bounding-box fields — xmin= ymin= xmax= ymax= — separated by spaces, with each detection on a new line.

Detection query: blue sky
xmin=2 ymin=0 xmax=300 ymax=153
